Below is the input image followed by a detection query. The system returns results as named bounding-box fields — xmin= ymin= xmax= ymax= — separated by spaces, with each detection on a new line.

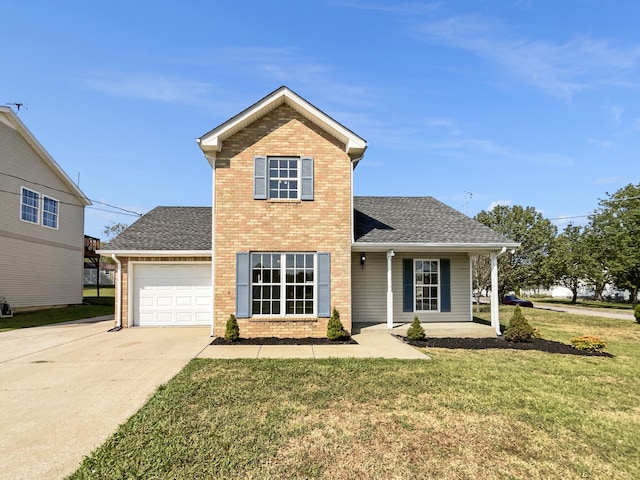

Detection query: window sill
xmin=266 ymin=199 xmax=302 ymax=204
xmin=249 ymin=317 xmax=318 ymax=323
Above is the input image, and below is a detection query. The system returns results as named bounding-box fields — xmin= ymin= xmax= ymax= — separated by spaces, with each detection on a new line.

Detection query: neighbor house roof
xmin=0 ymin=106 xmax=91 ymax=206
xmin=98 ymin=207 xmax=211 ymax=254
xmin=197 ymin=86 xmax=367 ymax=165
xmin=354 ymin=197 xmax=519 ymax=252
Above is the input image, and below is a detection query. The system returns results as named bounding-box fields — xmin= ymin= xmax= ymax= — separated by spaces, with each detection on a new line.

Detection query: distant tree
xmin=580 ymin=224 xmax=613 ymax=300
xmin=548 ymin=224 xmax=587 ymax=304
xmin=471 ymin=254 xmax=491 ymax=310
xmin=588 ymin=183 xmax=640 ymax=305
xmin=103 ymin=222 xmax=128 ymax=242
xmin=475 ymin=205 xmax=557 ymax=298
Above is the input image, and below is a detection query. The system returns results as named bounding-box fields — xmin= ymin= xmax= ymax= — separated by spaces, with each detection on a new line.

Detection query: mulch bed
xmin=395 ymin=335 xmax=613 ymax=357
xmin=211 ymin=337 xmax=358 ymax=346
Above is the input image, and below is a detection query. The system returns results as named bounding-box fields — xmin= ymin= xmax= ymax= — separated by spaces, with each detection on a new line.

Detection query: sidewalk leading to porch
xmin=355 ymin=321 xmax=497 ymax=338
xmin=197 ymin=321 xmax=496 ymax=360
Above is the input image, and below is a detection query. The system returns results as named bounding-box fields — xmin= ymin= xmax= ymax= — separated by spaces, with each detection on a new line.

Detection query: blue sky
xmin=3 ymin=0 xmax=640 ymax=239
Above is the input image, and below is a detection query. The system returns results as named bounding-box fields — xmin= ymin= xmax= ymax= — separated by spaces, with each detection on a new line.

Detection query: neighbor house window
xmin=21 ymin=187 xmax=40 ymax=224
xmin=251 ymin=253 xmax=315 ymax=316
xmin=414 ymin=259 xmax=440 ymax=311
xmin=42 ymin=196 xmax=59 ymax=229
xmin=254 ymin=156 xmax=314 ymax=200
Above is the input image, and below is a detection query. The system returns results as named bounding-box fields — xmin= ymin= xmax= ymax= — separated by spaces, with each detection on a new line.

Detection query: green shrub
xmin=327 ymin=308 xmax=348 ymax=340
xmin=503 ymin=306 xmax=538 ymax=342
xmin=571 ymin=335 xmax=606 ymax=353
xmin=634 ymin=304 xmax=640 ymax=324
xmin=407 ymin=316 xmax=426 ymax=340
xmin=225 ymin=314 xmax=240 ymax=341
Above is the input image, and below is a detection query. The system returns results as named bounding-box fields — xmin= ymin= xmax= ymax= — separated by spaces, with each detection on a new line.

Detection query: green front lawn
xmin=0 ymin=297 xmax=114 ymax=332
xmin=69 ymin=308 xmax=640 ymax=479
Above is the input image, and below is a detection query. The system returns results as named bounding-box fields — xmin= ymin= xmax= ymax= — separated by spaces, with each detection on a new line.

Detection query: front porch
xmin=353 ymin=321 xmax=497 ymax=338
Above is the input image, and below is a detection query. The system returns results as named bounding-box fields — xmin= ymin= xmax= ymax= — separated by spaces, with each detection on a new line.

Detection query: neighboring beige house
xmin=0 ymin=106 xmax=91 ymax=311
xmin=100 ymin=87 xmax=517 ymax=337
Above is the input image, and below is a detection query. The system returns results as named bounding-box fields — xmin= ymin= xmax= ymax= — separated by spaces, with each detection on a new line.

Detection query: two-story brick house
xmin=101 ymin=87 xmax=517 ymax=338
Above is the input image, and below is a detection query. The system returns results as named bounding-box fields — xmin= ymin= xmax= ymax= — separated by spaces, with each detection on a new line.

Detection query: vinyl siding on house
xmin=351 ymin=251 xmax=471 ymax=324
xmin=0 ymin=120 xmax=86 ymax=309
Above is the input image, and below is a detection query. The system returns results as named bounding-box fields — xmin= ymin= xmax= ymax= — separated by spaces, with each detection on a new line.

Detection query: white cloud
xmin=587 ymin=137 xmax=613 ymax=148
xmin=488 ymin=199 xmax=512 ymax=210
xmin=80 ymin=71 xmax=214 ymax=104
xmin=593 ymin=176 xmax=621 ymax=185
xmin=416 ymin=15 xmax=640 ymax=101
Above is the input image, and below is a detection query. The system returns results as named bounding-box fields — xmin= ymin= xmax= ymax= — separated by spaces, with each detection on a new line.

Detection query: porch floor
xmin=353 ymin=321 xmax=497 ymax=338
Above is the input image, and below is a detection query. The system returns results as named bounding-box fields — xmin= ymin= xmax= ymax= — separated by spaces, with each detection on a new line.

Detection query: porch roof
xmin=354 ymin=196 xmax=518 ymax=251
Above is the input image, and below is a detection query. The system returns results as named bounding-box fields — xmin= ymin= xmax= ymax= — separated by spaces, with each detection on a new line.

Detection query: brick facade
xmin=213 ymin=104 xmax=353 ymax=338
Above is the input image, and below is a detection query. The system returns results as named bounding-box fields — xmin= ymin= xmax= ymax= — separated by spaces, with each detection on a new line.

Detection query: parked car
xmin=502 ymin=295 xmax=534 ymax=308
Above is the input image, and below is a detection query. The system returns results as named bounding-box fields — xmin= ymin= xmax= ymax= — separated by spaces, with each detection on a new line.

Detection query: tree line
xmin=473 ymin=182 xmax=640 ymax=305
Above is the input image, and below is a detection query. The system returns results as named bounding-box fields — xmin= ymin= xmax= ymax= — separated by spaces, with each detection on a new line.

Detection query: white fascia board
xmin=0 ymin=107 xmax=91 ymax=206
xmin=352 ymin=242 xmax=520 ymax=253
xmin=197 ymin=87 xmax=367 ymax=159
xmin=96 ymin=250 xmax=211 ymax=257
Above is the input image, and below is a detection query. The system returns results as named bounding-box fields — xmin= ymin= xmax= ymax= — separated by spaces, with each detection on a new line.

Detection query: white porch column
xmin=490 ymin=251 xmax=499 ymax=335
xmin=386 ymin=250 xmax=395 ymax=328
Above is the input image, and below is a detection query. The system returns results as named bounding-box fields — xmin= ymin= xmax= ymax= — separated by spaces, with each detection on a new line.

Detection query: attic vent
xmin=0 ymin=297 xmax=13 ymax=318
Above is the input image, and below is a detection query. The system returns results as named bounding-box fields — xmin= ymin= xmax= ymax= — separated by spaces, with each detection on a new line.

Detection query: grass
xmin=69 ymin=307 xmax=640 ymax=480
xmin=0 ymin=297 xmax=114 ymax=332
xmin=528 ymin=296 xmax=635 ymax=310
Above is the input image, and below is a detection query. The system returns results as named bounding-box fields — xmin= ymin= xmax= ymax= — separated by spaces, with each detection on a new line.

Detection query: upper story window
xmin=43 ymin=196 xmax=59 ymax=229
xmin=269 ymin=158 xmax=299 ymax=199
xmin=21 ymin=187 xmax=40 ymax=224
xmin=254 ymin=156 xmax=314 ymax=201
xmin=20 ymin=187 xmax=59 ymax=229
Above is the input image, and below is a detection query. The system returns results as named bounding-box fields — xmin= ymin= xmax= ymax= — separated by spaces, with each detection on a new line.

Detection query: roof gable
xmin=0 ymin=107 xmax=90 ymax=206
xmin=197 ymin=86 xmax=367 ymax=165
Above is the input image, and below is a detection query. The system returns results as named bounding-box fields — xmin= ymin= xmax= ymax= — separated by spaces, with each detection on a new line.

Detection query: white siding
xmin=352 ymin=251 xmax=472 ymax=324
xmin=0 ymin=121 xmax=85 ymax=309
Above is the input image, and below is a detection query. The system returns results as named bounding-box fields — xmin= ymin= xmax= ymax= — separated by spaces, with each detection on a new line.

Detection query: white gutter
xmin=352 ymin=242 xmax=520 ymax=252
xmin=97 ymin=250 xmax=211 ymax=257
xmin=209 ymin=155 xmax=216 ymax=338
xmin=386 ymin=250 xmax=395 ymax=328
xmin=112 ymin=254 xmax=122 ymax=329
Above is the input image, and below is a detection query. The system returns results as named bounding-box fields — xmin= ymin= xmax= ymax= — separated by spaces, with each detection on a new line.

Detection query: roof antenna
xmin=6 ymin=102 xmax=27 ymax=113
xmin=463 ymin=191 xmax=473 ymax=215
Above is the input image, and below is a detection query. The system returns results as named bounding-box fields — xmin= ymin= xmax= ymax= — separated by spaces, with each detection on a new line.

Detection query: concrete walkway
xmin=198 ymin=321 xmax=497 ymax=360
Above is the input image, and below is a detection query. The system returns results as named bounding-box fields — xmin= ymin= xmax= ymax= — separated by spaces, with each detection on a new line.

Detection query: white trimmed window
xmin=254 ymin=156 xmax=314 ymax=201
xmin=21 ymin=187 xmax=40 ymax=224
xmin=414 ymin=259 xmax=440 ymax=311
xmin=251 ymin=252 xmax=316 ymax=316
xmin=42 ymin=196 xmax=59 ymax=229
xmin=20 ymin=187 xmax=59 ymax=229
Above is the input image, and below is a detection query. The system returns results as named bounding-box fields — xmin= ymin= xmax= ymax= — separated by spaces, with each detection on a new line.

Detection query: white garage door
xmin=133 ymin=264 xmax=212 ymax=326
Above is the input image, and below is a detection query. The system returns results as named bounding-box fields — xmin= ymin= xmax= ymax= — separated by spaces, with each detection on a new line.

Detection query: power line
xmin=0 ymin=171 xmax=142 ymax=216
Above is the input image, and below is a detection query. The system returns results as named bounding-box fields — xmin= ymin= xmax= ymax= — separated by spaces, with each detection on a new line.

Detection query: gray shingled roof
xmin=101 ymin=198 xmax=515 ymax=252
xmin=101 ymin=207 xmax=211 ymax=251
xmin=354 ymin=197 xmax=517 ymax=246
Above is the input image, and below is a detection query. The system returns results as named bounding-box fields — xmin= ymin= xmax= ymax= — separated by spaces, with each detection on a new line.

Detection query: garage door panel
xmin=133 ymin=264 xmax=212 ymax=326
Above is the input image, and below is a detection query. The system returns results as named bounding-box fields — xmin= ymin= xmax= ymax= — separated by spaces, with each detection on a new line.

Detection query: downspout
xmin=111 ymin=254 xmax=122 ymax=330
xmin=205 ymin=153 xmax=217 ymax=338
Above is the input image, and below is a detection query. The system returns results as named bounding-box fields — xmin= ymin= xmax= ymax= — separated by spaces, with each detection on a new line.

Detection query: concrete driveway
xmin=0 ymin=318 xmax=211 ymax=480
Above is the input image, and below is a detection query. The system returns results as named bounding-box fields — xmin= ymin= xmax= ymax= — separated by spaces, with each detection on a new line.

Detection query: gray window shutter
xmin=317 ymin=252 xmax=330 ymax=317
xmin=440 ymin=259 xmax=451 ymax=312
xmin=301 ymin=157 xmax=314 ymax=200
xmin=236 ymin=252 xmax=250 ymax=318
xmin=254 ymin=156 xmax=267 ymax=200
xmin=403 ymin=259 xmax=413 ymax=312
